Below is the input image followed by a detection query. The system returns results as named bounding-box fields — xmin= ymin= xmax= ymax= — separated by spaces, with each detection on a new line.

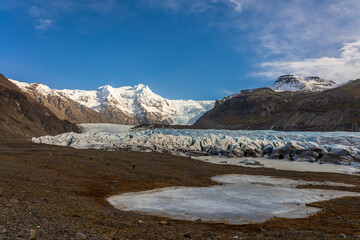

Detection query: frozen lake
xmin=107 ymin=174 xmax=360 ymax=224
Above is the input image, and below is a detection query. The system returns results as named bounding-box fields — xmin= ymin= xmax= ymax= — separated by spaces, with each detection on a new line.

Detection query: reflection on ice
xmin=107 ymin=174 xmax=360 ymax=224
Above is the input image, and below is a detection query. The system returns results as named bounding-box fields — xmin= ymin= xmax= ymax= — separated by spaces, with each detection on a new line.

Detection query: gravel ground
xmin=1 ymin=143 xmax=360 ymax=239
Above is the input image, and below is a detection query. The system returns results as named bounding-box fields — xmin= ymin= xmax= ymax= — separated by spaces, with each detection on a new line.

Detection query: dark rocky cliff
xmin=194 ymin=80 xmax=360 ymax=131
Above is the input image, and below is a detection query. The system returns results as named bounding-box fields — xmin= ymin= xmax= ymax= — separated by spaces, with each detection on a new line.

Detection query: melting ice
xmin=107 ymin=174 xmax=360 ymax=224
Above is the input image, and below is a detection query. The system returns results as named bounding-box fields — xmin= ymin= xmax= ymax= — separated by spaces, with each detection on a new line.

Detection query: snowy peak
xmin=10 ymin=79 xmax=55 ymax=96
xmin=9 ymin=79 xmax=215 ymax=125
xmin=270 ymin=75 xmax=337 ymax=92
xmin=94 ymin=84 xmax=174 ymax=116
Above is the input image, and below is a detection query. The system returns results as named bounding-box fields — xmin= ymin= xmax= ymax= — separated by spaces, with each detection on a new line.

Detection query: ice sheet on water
xmin=107 ymin=174 xmax=360 ymax=224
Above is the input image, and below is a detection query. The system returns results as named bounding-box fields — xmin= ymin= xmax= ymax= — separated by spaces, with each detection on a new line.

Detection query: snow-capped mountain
xmin=195 ymin=79 xmax=360 ymax=131
xmin=270 ymin=75 xmax=337 ymax=92
xmin=10 ymin=79 xmax=215 ymax=125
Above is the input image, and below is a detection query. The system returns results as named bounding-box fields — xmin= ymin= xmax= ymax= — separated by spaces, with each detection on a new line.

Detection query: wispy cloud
xmin=257 ymin=40 xmax=360 ymax=82
xmin=1 ymin=0 xmax=125 ymax=31
xmin=229 ymin=0 xmax=242 ymax=13
xmin=139 ymin=0 xmax=244 ymax=13
xmin=34 ymin=18 xmax=52 ymax=30
xmin=206 ymin=0 xmax=360 ymax=61
xmin=140 ymin=0 xmax=360 ymax=60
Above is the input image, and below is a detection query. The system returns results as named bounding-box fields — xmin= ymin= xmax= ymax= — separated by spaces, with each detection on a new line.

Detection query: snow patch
xmin=270 ymin=75 xmax=338 ymax=92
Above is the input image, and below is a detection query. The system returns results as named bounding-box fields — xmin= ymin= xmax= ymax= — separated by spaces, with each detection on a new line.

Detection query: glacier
xmin=107 ymin=174 xmax=360 ymax=224
xmin=32 ymin=124 xmax=360 ymax=169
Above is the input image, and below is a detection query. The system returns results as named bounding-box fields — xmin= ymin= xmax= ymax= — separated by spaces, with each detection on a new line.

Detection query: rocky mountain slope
xmin=11 ymin=80 xmax=214 ymax=125
xmin=194 ymin=79 xmax=360 ymax=131
xmin=0 ymin=74 xmax=78 ymax=143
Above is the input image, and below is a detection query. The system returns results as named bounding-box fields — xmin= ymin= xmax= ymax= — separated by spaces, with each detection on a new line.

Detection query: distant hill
xmin=0 ymin=74 xmax=78 ymax=143
xmin=194 ymin=79 xmax=360 ymax=131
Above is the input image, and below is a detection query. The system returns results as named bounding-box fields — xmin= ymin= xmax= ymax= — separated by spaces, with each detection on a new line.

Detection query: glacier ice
xmin=32 ymin=123 xmax=360 ymax=168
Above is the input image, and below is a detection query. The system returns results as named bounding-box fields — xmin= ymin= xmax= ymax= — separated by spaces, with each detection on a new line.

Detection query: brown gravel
xmin=0 ymin=143 xmax=360 ymax=239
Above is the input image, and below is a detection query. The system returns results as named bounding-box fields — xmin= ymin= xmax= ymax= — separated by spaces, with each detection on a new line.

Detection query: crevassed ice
xmin=32 ymin=124 xmax=360 ymax=168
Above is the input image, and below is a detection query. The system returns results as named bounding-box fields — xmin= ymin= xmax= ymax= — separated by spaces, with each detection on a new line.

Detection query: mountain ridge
xmin=10 ymin=79 xmax=215 ymax=125
xmin=194 ymin=79 xmax=360 ymax=131
xmin=0 ymin=74 xmax=78 ymax=143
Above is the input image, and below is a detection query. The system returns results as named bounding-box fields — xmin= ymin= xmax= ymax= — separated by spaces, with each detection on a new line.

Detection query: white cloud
xmin=34 ymin=19 xmax=52 ymax=30
xmin=140 ymin=0 xmax=243 ymax=13
xmin=258 ymin=40 xmax=360 ymax=82
xmin=207 ymin=0 xmax=360 ymax=60
xmin=229 ymin=0 xmax=242 ymax=12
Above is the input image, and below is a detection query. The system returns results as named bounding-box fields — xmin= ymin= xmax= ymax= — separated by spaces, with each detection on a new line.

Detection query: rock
xmin=202 ymin=232 xmax=217 ymax=239
xmin=183 ymin=232 xmax=192 ymax=238
xmin=75 ymin=232 xmax=87 ymax=239
xmin=101 ymin=237 xmax=112 ymax=240
xmin=30 ymin=229 xmax=36 ymax=239
xmin=10 ymin=198 xmax=19 ymax=205
xmin=339 ymin=233 xmax=346 ymax=238
xmin=159 ymin=221 xmax=168 ymax=225
xmin=109 ymin=180 xmax=118 ymax=184
xmin=230 ymin=148 xmax=244 ymax=157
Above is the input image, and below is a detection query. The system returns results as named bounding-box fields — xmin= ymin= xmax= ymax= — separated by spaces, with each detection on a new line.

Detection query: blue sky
xmin=1 ymin=0 xmax=360 ymax=100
